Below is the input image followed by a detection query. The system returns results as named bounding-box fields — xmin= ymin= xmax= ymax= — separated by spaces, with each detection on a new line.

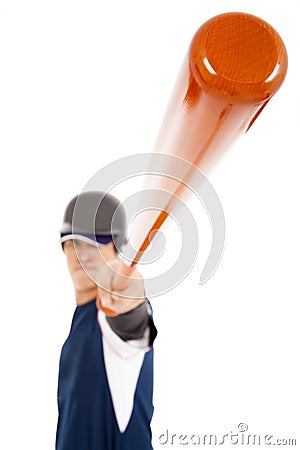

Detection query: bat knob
xmin=96 ymin=296 xmax=118 ymax=317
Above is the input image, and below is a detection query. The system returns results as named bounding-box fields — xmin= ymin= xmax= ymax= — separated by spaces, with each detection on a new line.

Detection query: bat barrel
xmin=153 ymin=12 xmax=288 ymax=173
xmin=124 ymin=12 xmax=288 ymax=271
xmin=189 ymin=12 xmax=287 ymax=102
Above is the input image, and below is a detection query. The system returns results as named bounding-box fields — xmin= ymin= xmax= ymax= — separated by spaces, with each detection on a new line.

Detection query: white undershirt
xmin=97 ymin=310 xmax=150 ymax=433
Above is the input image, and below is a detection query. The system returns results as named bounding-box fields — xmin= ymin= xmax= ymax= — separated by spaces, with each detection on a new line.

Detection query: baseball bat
xmin=98 ymin=12 xmax=288 ymax=315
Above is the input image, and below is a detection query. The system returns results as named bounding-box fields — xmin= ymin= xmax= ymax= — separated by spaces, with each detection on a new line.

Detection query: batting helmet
xmin=60 ymin=190 xmax=127 ymax=251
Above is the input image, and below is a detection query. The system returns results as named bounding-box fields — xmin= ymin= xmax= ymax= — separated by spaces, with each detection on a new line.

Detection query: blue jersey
xmin=55 ymin=300 xmax=155 ymax=450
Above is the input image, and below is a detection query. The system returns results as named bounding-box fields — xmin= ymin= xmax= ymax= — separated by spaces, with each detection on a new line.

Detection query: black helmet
xmin=60 ymin=190 xmax=127 ymax=251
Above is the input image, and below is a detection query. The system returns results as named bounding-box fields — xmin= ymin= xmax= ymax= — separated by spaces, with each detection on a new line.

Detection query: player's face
xmin=63 ymin=239 xmax=116 ymax=292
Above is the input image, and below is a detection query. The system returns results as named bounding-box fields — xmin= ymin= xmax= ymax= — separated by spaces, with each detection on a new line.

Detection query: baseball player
xmin=55 ymin=190 xmax=157 ymax=450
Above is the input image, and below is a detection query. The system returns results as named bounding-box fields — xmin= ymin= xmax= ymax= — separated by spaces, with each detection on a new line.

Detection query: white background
xmin=0 ymin=1 xmax=299 ymax=449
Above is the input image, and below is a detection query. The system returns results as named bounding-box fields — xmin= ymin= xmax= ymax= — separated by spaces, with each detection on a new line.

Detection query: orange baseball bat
xmin=98 ymin=12 xmax=288 ymax=316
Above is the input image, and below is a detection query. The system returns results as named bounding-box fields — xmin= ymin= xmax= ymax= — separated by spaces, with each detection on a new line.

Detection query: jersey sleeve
xmin=106 ymin=299 xmax=158 ymax=346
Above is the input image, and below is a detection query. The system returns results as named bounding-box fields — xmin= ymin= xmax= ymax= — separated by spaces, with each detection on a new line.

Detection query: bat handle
xmin=96 ymin=259 xmax=136 ymax=317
